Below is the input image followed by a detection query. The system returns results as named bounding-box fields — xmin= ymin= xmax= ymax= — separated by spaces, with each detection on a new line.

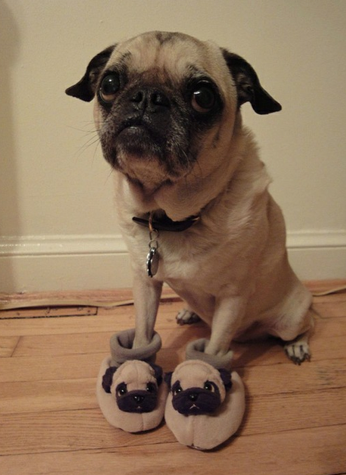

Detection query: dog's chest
xmin=129 ymin=224 xmax=216 ymax=282
xmin=147 ymin=227 xmax=240 ymax=289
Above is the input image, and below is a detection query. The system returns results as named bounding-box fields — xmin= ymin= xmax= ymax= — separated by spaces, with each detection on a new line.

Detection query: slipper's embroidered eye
xmin=172 ymin=382 xmax=183 ymax=396
xmin=146 ymin=382 xmax=156 ymax=393
xmin=116 ymin=382 xmax=128 ymax=397
xmin=191 ymin=82 xmax=216 ymax=113
xmin=204 ymin=381 xmax=214 ymax=392
xmin=99 ymin=73 xmax=120 ymax=103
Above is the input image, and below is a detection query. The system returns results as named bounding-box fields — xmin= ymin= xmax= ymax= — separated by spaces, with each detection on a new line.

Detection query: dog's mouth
xmin=99 ymin=110 xmax=196 ymax=193
xmin=117 ymin=115 xmax=152 ymax=134
xmin=117 ymin=121 xmax=164 ymax=157
xmin=101 ymin=119 xmax=168 ymax=183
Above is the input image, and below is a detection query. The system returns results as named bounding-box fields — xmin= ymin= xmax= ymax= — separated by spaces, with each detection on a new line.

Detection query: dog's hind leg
xmin=283 ymin=315 xmax=315 ymax=364
xmin=274 ymin=308 xmax=315 ymax=365
xmin=284 ymin=332 xmax=311 ymax=365
xmin=176 ymin=307 xmax=201 ymax=325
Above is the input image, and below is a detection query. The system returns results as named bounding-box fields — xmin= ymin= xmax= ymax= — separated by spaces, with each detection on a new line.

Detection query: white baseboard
xmin=0 ymin=235 xmax=131 ymax=293
xmin=0 ymin=231 xmax=345 ymax=293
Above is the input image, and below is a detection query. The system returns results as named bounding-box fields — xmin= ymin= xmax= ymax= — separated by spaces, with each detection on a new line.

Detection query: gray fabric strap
xmin=185 ymin=338 xmax=234 ymax=370
xmin=110 ymin=328 xmax=162 ymax=367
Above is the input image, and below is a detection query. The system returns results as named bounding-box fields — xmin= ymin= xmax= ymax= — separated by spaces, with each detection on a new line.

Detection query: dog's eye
xmin=116 ymin=382 xmax=128 ymax=397
xmin=146 ymin=382 xmax=156 ymax=393
xmin=204 ymin=381 xmax=214 ymax=392
xmin=99 ymin=74 xmax=120 ymax=103
xmin=191 ymin=82 xmax=216 ymax=113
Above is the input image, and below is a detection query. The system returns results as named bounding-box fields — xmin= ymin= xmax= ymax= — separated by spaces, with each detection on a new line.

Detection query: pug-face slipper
xmin=96 ymin=357 xmax=168 ymax=433
xmin=164 ymin=360 xmax=245 ymax=450
xmin=96 ymin=328 xmax=167 ymax=432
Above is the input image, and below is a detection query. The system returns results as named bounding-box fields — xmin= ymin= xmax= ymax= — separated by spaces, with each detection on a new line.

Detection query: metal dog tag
xmin=147 ymin=247 xmax=160 ymax=278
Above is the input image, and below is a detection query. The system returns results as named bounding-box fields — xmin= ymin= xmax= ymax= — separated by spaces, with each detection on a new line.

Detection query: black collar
xmin=132 ymin=212 xmax=200 ymax=232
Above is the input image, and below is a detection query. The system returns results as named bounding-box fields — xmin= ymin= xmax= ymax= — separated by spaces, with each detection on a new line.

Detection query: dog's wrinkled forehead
xmin=108 ymin=31 xmax=229 ymax=89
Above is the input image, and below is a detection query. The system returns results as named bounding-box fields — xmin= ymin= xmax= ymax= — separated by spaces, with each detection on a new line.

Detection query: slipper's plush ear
xmin=218 ymin=368 xmax=233 ymax=391
xmin=102 ymin=366 xmax=118 ymax=393
xmin=149 ymin=363 xmax=163 ymax=386
xmin=222 ymin=49 xmax=282 ymax=115
xmin=164 ymin=372 xmax=173 ymax=389
xmin=65 ymin=45 xmax=116 ymax=102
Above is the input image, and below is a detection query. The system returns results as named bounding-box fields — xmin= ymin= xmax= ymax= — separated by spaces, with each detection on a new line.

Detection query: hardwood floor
xmin=0 ymin=281 xmax=345 ymax=475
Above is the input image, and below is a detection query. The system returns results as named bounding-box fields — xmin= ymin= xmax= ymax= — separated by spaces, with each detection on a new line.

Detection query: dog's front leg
xmin=205 ymin=295 xmax=247 ymax=357
xmin=132 ymin=274 xmax=163 ymax=349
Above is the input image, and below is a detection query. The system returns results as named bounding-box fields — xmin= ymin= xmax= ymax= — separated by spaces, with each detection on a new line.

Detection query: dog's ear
xmin=149 ymin=363 xmax=163 ymax=386
xmin=65 ymin=45 xmax=116 ymax=102
xmin=102 ymin=366 xmax=118 ymax=393
xmin=218 ymin=368 xmax=233 ymax=391
xmin=222 ymin=49 xmax=282 ymax=115
xmin=164 ymin=372 xmax=173 ymax=389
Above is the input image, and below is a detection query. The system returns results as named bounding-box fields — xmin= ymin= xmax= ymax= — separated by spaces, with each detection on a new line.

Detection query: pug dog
xmin=66 ymin=31 xmax=313 ymax=366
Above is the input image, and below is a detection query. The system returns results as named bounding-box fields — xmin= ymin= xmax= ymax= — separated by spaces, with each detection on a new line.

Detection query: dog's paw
xmin=284 ymin=341 xmax=311 ymax=365
xmin=176 ymin=309 xmax=201 ymax=326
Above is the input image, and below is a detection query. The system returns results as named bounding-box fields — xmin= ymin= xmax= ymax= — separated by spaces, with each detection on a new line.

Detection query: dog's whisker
xmin=66 ymin=123 xmax=98 ymax=134
xmin=73 ymin=135 xmax=100 ymax=160
xmin=104 ymin=166 xmax=116 ymax=185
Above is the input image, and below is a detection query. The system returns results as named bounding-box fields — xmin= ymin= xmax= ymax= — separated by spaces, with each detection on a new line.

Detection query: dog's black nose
xmin=133 ymin=395 xmax=145 ymax=404
xmin=188 ymin=393 xmax=198 ymax=402
xmin=130 ymin=88 xmax=170 ymax=112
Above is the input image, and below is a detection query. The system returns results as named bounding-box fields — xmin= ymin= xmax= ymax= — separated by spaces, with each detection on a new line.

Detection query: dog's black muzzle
xmin=129 ymin=87 xmax=171 ymax=113
xmin=118 ymin=86 xmax=172 ymax=140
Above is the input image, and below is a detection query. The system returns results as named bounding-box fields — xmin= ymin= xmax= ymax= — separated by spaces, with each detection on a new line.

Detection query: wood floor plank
xmin=313 ymin=300 xmax=346 ymax=318
xmin=0 ymin=302 xmax=183 ymax=337
xmin=11 ymin=323 xmax=210 ymax=358
xmin=1 ymin=294 xmax=344 ymax=338
xmin=242 ymin=358 xmax=346 ymax=396
xmin=244 ymin=387 xmax=346 ymax=435
xmin=0 ymin=353 xmax=106 ymax=383
xmin=0 ymin=408 xmax=174 ymax=456
xmin=0 ymin=379 xmax=97 ymax=415
xmin=0 ymin=307 xmax=137 ymax=337
xmin=0 ymin=425 xmax=345 ymax=475
xmin=1 ymin=358 xmax=344 ymax=416
xmin=1 ymin=388 xmax=346 ymax=456
xmin=0 ymin=306 xmax=98 ymax=319
xmin=0 ymin=336 xmax=19 ymax=357
xmin=1 ymin=337 xmax=344 ymax=385
xmin=5 ymin=327 xmax=346 ymax=386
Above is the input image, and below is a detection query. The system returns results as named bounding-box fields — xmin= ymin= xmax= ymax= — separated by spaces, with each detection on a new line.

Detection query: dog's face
xmin=102 ymin=360 xmax=162 ymax=414
xmin=165 ymin=360 xmax=232 ymax=416
xmin=66 ymin=31 xmax=281 ymax=198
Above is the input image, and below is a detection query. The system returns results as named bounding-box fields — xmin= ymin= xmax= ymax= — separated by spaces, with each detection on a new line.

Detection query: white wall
xmin=0 ymin=0 xmax=345 ymax=293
